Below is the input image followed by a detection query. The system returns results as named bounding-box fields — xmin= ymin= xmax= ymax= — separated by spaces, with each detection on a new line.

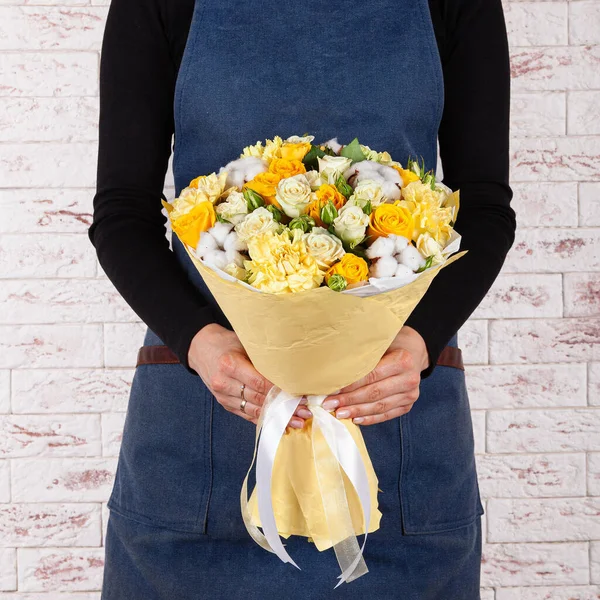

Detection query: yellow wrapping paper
xmin=182 ymin=243 xmax=468 ymax=549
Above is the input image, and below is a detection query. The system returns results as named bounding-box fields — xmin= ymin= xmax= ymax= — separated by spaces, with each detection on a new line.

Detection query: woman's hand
xmin=321 ymin=326 xmax=430 ymax=426
xmin=188 ymin=324 xmax=308 ymax=428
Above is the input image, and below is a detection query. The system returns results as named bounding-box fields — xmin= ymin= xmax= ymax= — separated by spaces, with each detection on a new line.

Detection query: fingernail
xmin=322 ymin=399 xmax=339 ymax=411
xmin=353 ymin=417 xmax=365 ymax=424
xmin=297 ymin=408 xmax=312 ymax=419
xmin=290 ymin=418 xmax=304 ymax=428
xmin=336 ymin=409 xmax=350 ymax=419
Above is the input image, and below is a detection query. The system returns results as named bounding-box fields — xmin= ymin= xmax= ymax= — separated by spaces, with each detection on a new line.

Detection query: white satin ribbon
xmin=240 ymin=385 xmax=372 ymax=587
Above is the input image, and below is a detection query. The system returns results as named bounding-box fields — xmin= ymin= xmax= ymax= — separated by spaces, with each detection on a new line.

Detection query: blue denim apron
xmin=101 ymin=0 xmax=484 ymax=597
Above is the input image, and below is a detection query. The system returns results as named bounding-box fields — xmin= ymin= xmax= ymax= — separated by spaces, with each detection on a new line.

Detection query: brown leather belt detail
xmin=136 ymin=344 xmax=464 ymax=371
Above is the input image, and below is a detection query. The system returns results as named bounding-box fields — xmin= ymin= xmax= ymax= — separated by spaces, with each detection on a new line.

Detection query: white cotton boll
xmin=322 ymin=137 xmax=343 ymax=154
xmin=393 ymin=235 xmax=410 ymax=253
xmin=369 ymin=255 xmax=398 ymax=278
xmin=223 ymin=230 xmax=248 ymax=253
xmin=225 ymin=248 xmax=245 ymax=268
xmin=195 ymin=232 xmax=218 ymax=257
xmin=209 ymin=221 xmax=234 ymax=248
xmin=365 ymin=236 xmax=396 ymax=259
xmin=394 ymin=263 xmax=414 ymax=278
xmin=380 ymin=164 xmax=403 ymax=184
xmin=381 ymin=180 xmax=401 ymax=201
xmin=243 ymin=161 xmax=268 ymax=182
xmin=203 ymin=249 xmax=228 ymax=271
xmin=399 ymin=244 xmax=426 ymax=271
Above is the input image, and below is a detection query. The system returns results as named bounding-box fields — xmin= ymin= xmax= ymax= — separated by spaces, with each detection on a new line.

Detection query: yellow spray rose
xmin=325 ymin=253 xmax=369 ymax=286
xmin=268 ymin=158 xmax=307 ymax=179
xmin=244 ymin=229 xmax=323 ymax=294
xmin=280 ymin=141 xmax=311 ymax=161
xmin=390 ymin=164 xmax=420 ymax=187
xmin=245 ymin=172 xmax=283 ymax=209
xmin=306 ymin=184 xmax=347 ymax=226
xmin=171 ymin=201 xmax=216 ymax=248
xmin=367 ymin=202 xmax=414 ymax=242
xmin=188 ymin=171 xmax=231 ymax=203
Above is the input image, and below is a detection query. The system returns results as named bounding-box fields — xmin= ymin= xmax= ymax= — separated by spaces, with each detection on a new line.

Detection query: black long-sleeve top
xmin=88 ymin=0 xmax=517 ymax=379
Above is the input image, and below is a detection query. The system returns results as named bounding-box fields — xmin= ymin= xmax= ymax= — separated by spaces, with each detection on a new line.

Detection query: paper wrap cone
xmin=181 ymin=244 xmax=468 ymax=552
xmin=183 ymin=245 xmax=468 ymax=396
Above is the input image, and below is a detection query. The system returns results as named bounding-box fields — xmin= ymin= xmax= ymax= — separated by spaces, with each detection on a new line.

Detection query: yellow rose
xmin=367 ymin=203 xmax=414 ymax=242
xmin=245 ymin=172 xmax=283 ymax=209
xmin=306 ymin=184 xmax=346 ymax=226
xmin=325 ymin=253 xmax=369 ymax=286
xmin=171 ymin=201 xmax=216 ymax=248
xmin=280 ymin=141 xmax=311 ymax=161
xmin=244 ymin=229 xmax=323 ymax=293
xmin=268 ymin=157 xmax=307 ymax=179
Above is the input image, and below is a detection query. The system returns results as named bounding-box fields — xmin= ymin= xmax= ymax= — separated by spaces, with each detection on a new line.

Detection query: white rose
xmin=275 ymin=174 xmax=313 ymax=218
xmin=234 ymin=207 xmax=279 ymax=242
xmin=333 ymin=203 xmax=369 ymax=247
xmin=318 ymin=155 xmax=353 ymax=185
xmin=286 ymin=134 xmax=315 ymax=144
xmin=223 ymin=263 xmax=247 ymax=281
xmin=215 ymin=190 xmax=248 ymax=225
xmin=304 ymin=169 xmax=322 ymax=190
xmin=353 ymin=179 xmax=386 ymax=208
xmin=416 ymin=233 xmax=445 ymax=265
xmin=303 ymin=227 xmax=345 ymax=269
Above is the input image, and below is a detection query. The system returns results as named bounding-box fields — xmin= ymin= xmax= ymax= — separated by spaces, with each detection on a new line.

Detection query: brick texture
xmin=0 ymin=0 xmax=598 ymax=596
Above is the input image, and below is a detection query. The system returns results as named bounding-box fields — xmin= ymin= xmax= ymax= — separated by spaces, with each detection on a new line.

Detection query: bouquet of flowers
xmin=162 ymin=134 xmax=467 ymax=587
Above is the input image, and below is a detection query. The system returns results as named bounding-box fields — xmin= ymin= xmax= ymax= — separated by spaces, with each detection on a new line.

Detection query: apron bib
xmin=107 ymin=0 xmax=483 ymax=559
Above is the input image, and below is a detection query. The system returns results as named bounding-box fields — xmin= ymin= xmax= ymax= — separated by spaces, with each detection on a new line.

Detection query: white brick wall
xmin=0 ymin=0 xmax=598 ymax=596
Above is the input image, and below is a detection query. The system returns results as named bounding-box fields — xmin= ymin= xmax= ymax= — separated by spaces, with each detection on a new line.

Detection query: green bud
xmin=327 ymin=273 xmax=347 ymax=292
xmin=265 ymin=204 xmax=283 ymax=222
xmin=289 ymin=214 xmax=316 ymax=233
xmin=422 ymin=170 xmax=436 ymax=189
xmin=320 ymin=200 xmax=338 ymax=226
xmin=243 ymin=188 xmax=265 ymax=211
xmin=416 ymin=255 xmax=434 ymax=273
xmin=335 ymin=174 xmax=353 ymax=199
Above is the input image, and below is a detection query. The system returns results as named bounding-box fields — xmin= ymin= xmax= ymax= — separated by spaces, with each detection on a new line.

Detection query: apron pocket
xmin=107 ymin=362 xmax=213 ymax=534
xmin=398 ymin=361 xmax=484 ymax=535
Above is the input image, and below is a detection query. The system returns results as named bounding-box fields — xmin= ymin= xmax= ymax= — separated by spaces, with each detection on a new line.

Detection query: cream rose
xmin=317 ymin=155 xmax=353 ymax=185
xmin=234 ymin=206 xmax=280 ymax=242
xmin=303 ymin=226 xmax=346 ymax=269
xmin=274 ymin=173 xmax=313 ymax=218
xmin=215 ymin=190 xmax=249 ymax=225
xmin=352 ymin=179 xmax=385 ymax=208
xmin=304 ymin=169 xmax=323 ymax=190
xmin=333 ymin=203 xmax=370 ymax=247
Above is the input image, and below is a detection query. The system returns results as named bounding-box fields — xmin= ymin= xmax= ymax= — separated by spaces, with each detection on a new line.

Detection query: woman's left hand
xmin=321 ymin=326 xmax=430 ymax=426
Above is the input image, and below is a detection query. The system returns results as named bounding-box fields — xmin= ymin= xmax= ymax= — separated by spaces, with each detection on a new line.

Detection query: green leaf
xmin=340 ymin=137 xmax=367 ymax=164
xmin=302 ymin=144 xmax=327 ymax=170
xmin=215 ymin=213 xmax=231 ymax=224
xmin=362 ymin=199 xmax=372 ymax=215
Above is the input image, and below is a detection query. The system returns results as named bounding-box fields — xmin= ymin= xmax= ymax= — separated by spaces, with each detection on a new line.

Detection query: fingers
xmin=337 ymin=348 xmax=415 ymax=394
xmin=217 ymin=351 xmax=273 ymax=398
xmin=346 ymin=402 xmax=416 ymax=426
xmin=329 ymin=371 xmax=420 ymax=409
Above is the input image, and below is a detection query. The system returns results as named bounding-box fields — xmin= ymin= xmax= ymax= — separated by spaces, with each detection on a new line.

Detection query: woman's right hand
xmin=188 ymin=324 xmax=310 ymax=428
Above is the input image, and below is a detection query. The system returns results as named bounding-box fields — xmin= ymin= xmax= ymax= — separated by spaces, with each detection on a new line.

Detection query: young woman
xmin=90 ymin=0 xmax=516 ymax=597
